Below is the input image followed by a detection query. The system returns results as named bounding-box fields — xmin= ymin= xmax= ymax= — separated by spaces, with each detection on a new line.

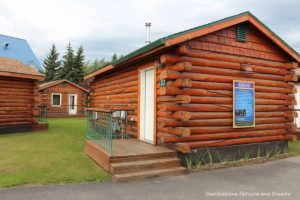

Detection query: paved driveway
xmin=1 ymin=156 xmax=299 ymax=200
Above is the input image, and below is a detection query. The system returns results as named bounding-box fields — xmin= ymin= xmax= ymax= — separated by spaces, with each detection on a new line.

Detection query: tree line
xmin=43 ymin=43 xmax=122 ymax=84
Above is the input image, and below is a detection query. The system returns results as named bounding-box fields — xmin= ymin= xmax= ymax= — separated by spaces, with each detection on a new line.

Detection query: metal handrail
xmin=37 ymin=106 xmax=48 ymax=124
xmin=86 ymin=108 xmax=132 ymax=156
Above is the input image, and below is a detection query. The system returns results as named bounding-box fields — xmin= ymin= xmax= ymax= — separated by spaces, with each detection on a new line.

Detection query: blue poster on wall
xmin=233 ymin=80 xmax=255 ymax=128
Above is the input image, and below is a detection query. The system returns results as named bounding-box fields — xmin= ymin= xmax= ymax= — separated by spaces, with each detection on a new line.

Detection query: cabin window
xmin=52 ymin=93 xmax=62 ymax=107
xmin=236 ymin=23 xmax=247 ymax=42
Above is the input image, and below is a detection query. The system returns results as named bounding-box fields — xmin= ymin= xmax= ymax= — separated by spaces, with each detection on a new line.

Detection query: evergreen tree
xmin=60 ymin=42 xmax=74 ymax=80
xmin=72 ymin=45 xmax=85 ymax=83
xmin=43 ymin=44 xmax=60 ymax=82
xmin=83 ymin=58 xmax=109 ymax=74
xmin=111 ymin=53 xmax=118 ymax=62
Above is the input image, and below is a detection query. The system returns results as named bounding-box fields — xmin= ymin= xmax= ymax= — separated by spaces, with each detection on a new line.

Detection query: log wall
xmin=39 ymin=82 xmax=87 ymax=115
xmin=0 ymin=76 xmax=37 ymax=127
xmin=90 ymin=67 xmax=139 ymax=136
xmin=157 ymin=24 xmax=298 ymax=153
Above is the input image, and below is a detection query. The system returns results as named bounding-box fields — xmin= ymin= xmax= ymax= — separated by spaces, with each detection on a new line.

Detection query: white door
xmin=69 ymin=94 xmax=77 ymax=115
xmin=295 ymin=86 xmax=300 ymax=127
xmin=140 ymin=67 xmax=155 ymax=144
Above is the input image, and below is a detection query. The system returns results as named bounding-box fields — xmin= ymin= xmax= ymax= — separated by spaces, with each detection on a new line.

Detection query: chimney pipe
xmin=145 ymin=22 xmax=151 ymax=44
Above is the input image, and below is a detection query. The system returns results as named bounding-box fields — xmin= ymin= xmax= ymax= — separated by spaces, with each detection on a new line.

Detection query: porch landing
xmin=84 ymin=139 xmax=186 ymax=182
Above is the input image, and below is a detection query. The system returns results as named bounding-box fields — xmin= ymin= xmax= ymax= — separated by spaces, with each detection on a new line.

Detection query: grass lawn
xmin=289 ymin=140 xmax=300 ymax=155
xmin=0 ymin=118 xmax=110 ymax=188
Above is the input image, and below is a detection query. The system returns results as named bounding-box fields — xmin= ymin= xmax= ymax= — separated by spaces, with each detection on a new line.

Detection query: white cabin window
xmin=52 ymin=93 xmax=62 ymax=107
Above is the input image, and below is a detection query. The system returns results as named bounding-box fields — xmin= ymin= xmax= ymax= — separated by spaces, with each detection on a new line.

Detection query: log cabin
xmin=0 ymin=57 xmax=46 ymax=134
xmin=38 ymin=79 xmax=89 ymax=117
xmin=293 ymin=70 xmax=300 ymax=139
xmin=84 ymin=12 xmax=299 ymax=181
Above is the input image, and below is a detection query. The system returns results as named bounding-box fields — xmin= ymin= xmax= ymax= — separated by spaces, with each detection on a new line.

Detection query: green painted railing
xmin=86 ymin=109 xmax=113 ymax=155
xmin=37 ymin=106 xmax=48 ymax=124
xmin=86 ymin=108 xmax=132 ymax=156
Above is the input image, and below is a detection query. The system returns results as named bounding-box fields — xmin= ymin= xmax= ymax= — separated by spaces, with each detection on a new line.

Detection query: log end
xmin=176 ymin=45 xmax=191 ymax=55
xmin=174 ymin=78 xmax=192 ymax=88
xmin=284 ymin=75 xmax=298 ymax=82
xmin=176 ymin=143 xmax=190 ymax=153
xmin=174 ymin=111 xmax=191 ymax=121
xmin=181 ymin=128 xmax=191 ymax=137
xmin=286 ymin=123 xmax=297 ymax=131
xmin=175 ymin=95 xmax=191 ymax=104
xmin=158 ymin=87 xmax=167 ymax=96
xmin=285 ymin=134 xmax=297 ymax=142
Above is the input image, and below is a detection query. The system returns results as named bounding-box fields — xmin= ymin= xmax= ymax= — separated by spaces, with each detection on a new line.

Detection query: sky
xmin=0 ymin=0 xmax=299 ymax=64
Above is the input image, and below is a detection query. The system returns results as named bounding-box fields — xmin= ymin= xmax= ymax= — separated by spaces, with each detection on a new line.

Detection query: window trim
xmin=52 ymin=93 xmax=62 ymax=107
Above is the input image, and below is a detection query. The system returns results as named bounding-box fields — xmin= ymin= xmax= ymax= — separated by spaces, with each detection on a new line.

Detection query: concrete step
xmin=112 ymin=167 xmax=186 ymax=182
xmin=110 ymin=157 xmax=181 ymax=174
xmin=110 ymin=152 xmax=177 ymax=163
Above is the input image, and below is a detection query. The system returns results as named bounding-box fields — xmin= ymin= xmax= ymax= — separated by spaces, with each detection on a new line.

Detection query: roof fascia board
xmin=39 ymin=79 xmax=89 ymax=92
xmin=165 ymin=15 xmax=249 ymax=46
xmin=0 ymin=70 xmax=44 ymax=81
xmin=247 ymin=15 xmax=300 ymax=62
xmin=84 ymin=64 xmax=114 ymax=80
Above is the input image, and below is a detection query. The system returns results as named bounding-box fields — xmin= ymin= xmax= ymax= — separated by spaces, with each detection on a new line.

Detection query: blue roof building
xmin=0 ymin=34 xmax=42 ymax=71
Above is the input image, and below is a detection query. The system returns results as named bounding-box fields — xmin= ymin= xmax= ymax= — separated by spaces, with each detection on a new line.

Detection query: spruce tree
xmin=43 ymin=44 xmax=60 ymax=82
xmin=73 ymin=45 xmax=85 ymax=83
xmin=111 ymin=53 xmax=118 ymax=62
xmin=60 ymin=42 xmax=74 ymax=80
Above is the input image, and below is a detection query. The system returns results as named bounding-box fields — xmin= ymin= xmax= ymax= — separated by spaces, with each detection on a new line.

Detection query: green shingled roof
xmin=112 ymin=11 xmax=251 ymax=66
xmin=86 ymin=11 xmax=299 ymax=78
xmin=111 ymin=11 xmax=299 ymax=67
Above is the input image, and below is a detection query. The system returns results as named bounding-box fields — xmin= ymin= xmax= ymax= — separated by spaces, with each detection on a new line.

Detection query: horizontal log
xmin=94 ymin=98 xmax=137 ymax=104
xmin=0 ymin=118 xmax=34 ymax=123
xmin=0 ymin=121 xmax=32 ymax=127
xmin=166 ymin=79 xmax=296 ymax=94
xmin=176 ymin=47 xmax=298 ymax=70
xmin=160 ymin=54 xmax=294 ymax=81
xmin=157 ymin=96 xmax=175 ymax=102
xmin=91 ymin=86 xmax=138 ymax=97
xmin=157 ymin=117 xmax=290 ymax=128
xmin=0 ymin=79 xmax=33 ymax=85
xmin=189 ymin=123 xmax=296 ymax=134
xmin=175 ymin=135 xmax=287 ymax=153
xmin=0 ymin=103 xmax=32 ymax=107
xmin=159 ymin=111 xmax=296 ymax=120
xmin=93 ymin=69 xmax=137 ymax=86
xmin=164 ymin=62 xmax=192 ymax=72
xmin=94 ymin=80 xmax=137 ymax=93
xmin=175 ymin=95 xmax=296 ymax=105
xmin=193 ymin=65 xmax=284 ymax=82
xmin=158 ymin=103 xmax=292 ymax=112
xmin=0 ymin=91 xmax=33 ymax=96
xmin=157 ymin=127 xmax=191 ymax=137
xmin=93 ymin=92 xmax=137 ymax=100
xmin=286 ymin=134 xmax=298 ymax=141
xmin=160 ymin=70 xmax=293 ymax=88
xmin=158 ymin=86 xmax=293 ymax=100
xmin=159 ymin=129 xmax=286 ymax=143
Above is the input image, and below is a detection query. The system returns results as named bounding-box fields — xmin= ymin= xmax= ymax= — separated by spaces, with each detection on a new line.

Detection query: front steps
xmin=110 ymin=152 xmax=186 ymax=182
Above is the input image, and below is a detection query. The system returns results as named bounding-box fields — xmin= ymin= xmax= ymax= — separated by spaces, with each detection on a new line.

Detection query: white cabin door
xmin=69 ymin=94 xmax=77 ymax=115
xmin=295 ymin=86 xmax=300 ymax=128
xmin=140 ymin=67 xmax=155 ymax=144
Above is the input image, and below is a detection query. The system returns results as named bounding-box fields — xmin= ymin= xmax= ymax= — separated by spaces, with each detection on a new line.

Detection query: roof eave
xmin=84 ymin=11 xmax=300 ymax=79
xmin=39 ymin=79 xmax=89 ymax=93
xmin=0 ymin=70 xmax=45 ymax=81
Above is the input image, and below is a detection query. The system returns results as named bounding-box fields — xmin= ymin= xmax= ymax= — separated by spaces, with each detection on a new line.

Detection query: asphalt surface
xmin=1 ymin=156 xmax=299 ymax=200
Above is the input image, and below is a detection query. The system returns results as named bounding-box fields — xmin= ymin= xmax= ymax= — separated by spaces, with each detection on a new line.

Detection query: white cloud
xmin=0 ymin=0 xmax=299 ymax=62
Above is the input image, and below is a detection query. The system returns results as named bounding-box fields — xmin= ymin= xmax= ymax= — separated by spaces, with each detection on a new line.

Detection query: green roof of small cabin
xmin=85 ymin=11 xmax=300 ymax=79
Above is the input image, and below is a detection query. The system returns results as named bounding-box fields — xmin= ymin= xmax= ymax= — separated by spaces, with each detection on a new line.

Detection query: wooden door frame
xmin=68 ymin=93 xmax=78 ymax=115
xmin=137 ymin=61 xmax=157 ymax=145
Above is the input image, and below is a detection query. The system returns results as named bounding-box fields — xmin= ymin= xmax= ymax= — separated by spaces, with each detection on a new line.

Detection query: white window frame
xmin=52 ymin=93 xmax=62 ymax=107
